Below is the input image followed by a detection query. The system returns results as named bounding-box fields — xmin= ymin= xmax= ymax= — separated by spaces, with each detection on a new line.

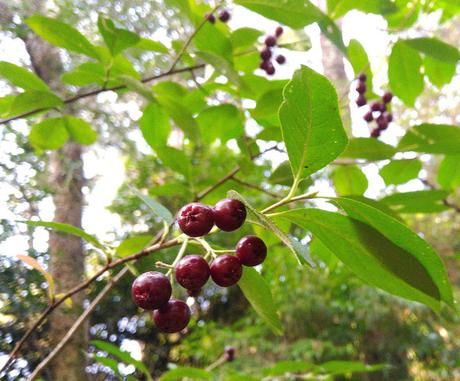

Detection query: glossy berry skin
xmin=131 ymin=272 xmax=171 ymax=310
xmin=370 ymin=102 xmax=382 ymax=112
xmin=276 ymin=55 xmax=286 ymax=65
xmin=382 ymin=91 xmax=393 ymax=104
xmin=205 ymin=13 xmax=216 ymax=23
xmin=260 ymin=60 xmax=270 ymax=71
xmin=187 ymin=288 xmax=201 ymax=297
xmin=371 ymin=129 xmax=381 ymax=138
xmin=175 ymin=255 xmax=210 ymax=290
xmin=177 ymin=202 xmax=214 ymax=237
xmin=356 ymin=82 xmax=366 ymax=94
xmin=224 ymin=346 xmax=236 ymax=362
xmin=219 ymin=10 xmax=230 ymax=22
xmin=377 ymin=117 xmax=389 ymax=130
xmin=213 ymin=198 xmax=246 ymax=232
xmin=236 ymin=235 xmax=267 ymax=267
xmin=210 ymin=255 xmax=242 ymax=287
xmin=358 ymin=73 xmax=367 ymax=82
xmin=260 ymin=47 xmax=272 ymax=61
xmin=265 ymin=35 xmax=277 ymax=47
xmin=363 ymin=111 xmax=373 ymax=122
xmin=265 ymin=63 xmax=276 ymax=75
xmin=275 ymin=26 xmax=284 ymax=37
xmin=153 ymin=299 xmax=191 ymax=333
xmin=356 ymin=95 xmax=366 ymax=107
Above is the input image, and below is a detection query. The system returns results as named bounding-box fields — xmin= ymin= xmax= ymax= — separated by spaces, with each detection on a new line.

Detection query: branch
xmin=420 ymin=178 xmax=460 ymax=213
xmin=231 ymin=176 xmax=279 ymax=198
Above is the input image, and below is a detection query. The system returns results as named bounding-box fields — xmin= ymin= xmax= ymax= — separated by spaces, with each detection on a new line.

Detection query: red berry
xmin=356 ymin=95 xmax=366 ymax=107
xmin=219 ymin=10 xmax=230 ymax=22
xmin=187 ymin=288 xmax=201 ymax=297
xmin=153 ymin=299 xmax=191 ymax=333
xmin=210 ymin=255 xmax=242 ymax=287
xmin=260 ymin=47 xmax=272 ymax=61
xmin=385 ymin=112 xmax=393 ymax=123
xmin=265 ymin=63 xmax=275 ymax=75
xmin=276 ymin=55 xmax=286 ymax=65
xmin=382 ymin=91 xmax=393 ymax=104
xmin=213 ymin=198 xmax=246 ymax=232
xmin=265 ymin=35 xmax=276 ymax=47
xmin=224 ymin=346 xmax=236 ymax=362
xmin=370 ymin=102 xmax=381 ymax=112
xmin=358 ymin=73 xmax=367 ymax=82
xmin=177 ymin=203 xmax=214 ymax=237
xmin=131 ymin=272 xmax=171 ymax=310
xmin=205 ymin=13 xmax=216 ymax=24
xmin=356 ymin=82 xmax=366 ymax=94
xmin=371 ymin=129 xmax=381 ymax=138
xmin=175 ymin=255 xmax=210 ymax=290
xmin=363 ymin=111 xmax=373 ymax=122
xmin=275 ymin=26 xmax=284 ymax=37
xmin=236 ymin=235 xmax=267 ymax=266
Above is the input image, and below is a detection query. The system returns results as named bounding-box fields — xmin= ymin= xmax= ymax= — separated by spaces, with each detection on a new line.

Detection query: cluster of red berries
xmin=131 ymin=199 xmax=268 ymax=333
xmin=259 ymin=26 xmax=286 ymax=76
xmin=205 ymin=9 xmax=231 ymax=24
xmin=354 ymin=73 xmax=394 ymax=138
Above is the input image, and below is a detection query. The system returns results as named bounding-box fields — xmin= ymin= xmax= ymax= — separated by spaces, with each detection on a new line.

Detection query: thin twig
xmin=420 ymin=178 xmax=460 ymax=213
xmin=231 ymin=176 xmax=279 ymax=198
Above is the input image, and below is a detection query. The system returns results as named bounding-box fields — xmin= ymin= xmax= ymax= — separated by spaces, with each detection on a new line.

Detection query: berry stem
xmin=194 ymin=238 xmax=218 ymax=259
xmin=155 ymin=261 xmax=174 ymax=269
xmin=166 ymin=238 xmax=189 ymax=277
xmin=205 ymin=355 xmax=227 ymax=371
xmin=262 ymin=190 xmax=318 ymax=214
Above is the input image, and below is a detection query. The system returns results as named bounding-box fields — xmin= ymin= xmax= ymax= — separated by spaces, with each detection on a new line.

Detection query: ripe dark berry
xmin=385 ymin=112 xmax=393 ymax=123
xmin=131 ymin=272 xmax=171 ymax=310
xmin=260 ymin=60 xmax=270 ymax=71
xmin=236 ymin=235 xmax=267 ymax=266
xmin=265 ymin=63 xmax=275 ymax=75
xmin=153 ymin=299 xmax=191 ymax=333
xmin=356 ymin=95 xmax=366 ymax=107
xmin=213 ymin=198 xmax=246 ymax=232
xmin=370 ymin=102 xmax=381 ymax=112
xmin=363 ymin=111 xmax=373 ymax=122
xmin=260 ymin=47 xmax=272 ymax=61
xmin=275 ymin=26 xmax=284 ymax=37
xmin=265 ymin=35 xmax=277 ymax=47
xmin=177 ymin=203 xmax=214 ymax=237
xmin=382 ymin=91 xmax=393 ymax=104
xmin=377 ymin=117 xmax=389 ymax=130
xmin=358 ymin=73 xmax=367 ymax=82
xmin=356 ymin=82 xmax=366 ymax=94
xmin=224 ymin=346 xmax=236 ymax=362
xmin=175 ymin=255 xmax=210 ymax=290
xmin=187 ymin=288 xmax=201 ymax=297
xmin=380 ymin=103 xmax=387 ymax=112
xmin=205 ymin=13 xmax=216 ymax=24
xmin=219 ymin=10 xmax=230 ymax=22
xmin=276 ymin=55 xmax=286 ymax=65
xmin=371 ymin=129 xmax=381 ymax=138
xmin=210 ymin=255 xmax=242 ymax=287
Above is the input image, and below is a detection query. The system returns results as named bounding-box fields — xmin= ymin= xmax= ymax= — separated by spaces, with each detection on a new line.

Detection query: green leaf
xmin=317 ymin=361 xmax=386 ymax=375
xmin=231 ymin=28 xmax=263 ymax=50
xmin=29 ymin=118 xmax=69 ymax=150
xmin=424 ymin=56 xmax=456 ymax=88
xmin=405 ymin=37 xmax=460 ymax=63
xmin=438 ymin=155 xmax=460 ymax=190
xmin=277 ymin=207 xmax=447 ymax=311
xmin=20 ymin=220 xmax=104 ymax=249
xmin=277 ymin=29 xmax=312 ymax=51
xmin=92 ymin=356 xmax=121 ymax=374
xmin=139 ymin=103 xmax=171 ymax=150
xmin=389 ymin=40 xmax=424 ymax=107
xmin=263 ymin=361 xmax=314 ymax=376
xmin=197 ymin=104 xmax=244 ymax=143
xmin=328 ymin=0 xmax=398 ymax=18
xmin=238 ymin=267 xmax=284 ymax=335
xmin=135 ymin=38 xmax=168 ymax=53
xmin=196 ymin=51 xmax=241 ymax=86
xmin=160 ymin=367 xmax=211 ymax=381
xmin=381 ymin=190 xmax=450 ymax=213
xmin=5 ymin=91 xmax=63 ymax=118
xmin=379 ymin=159 xmax=422 ymax=186
xmin=0 ymin=61 xmax=49 ymax=91
xmin=156 ymin=146 xmax=192 ymax=181
xmin=131 ymin=188 xmax=174 ymax=224
xmin=252 ymin=88 xmax=284 ymax=125
xmin=279 ymin=65 xmax=347 ymax=181
xmin=194 ymin=22 xmax=232 ymax=61
xmin=268 ymin=161 xmax=294 ymax=186
xmin=340 ymin=138 xmax=395 ymax=160
xmin=63 ymin=116 xmax=97 ymax=145
xmin=332 ymin=165 xmax=368 ymax=195
xmin=116 ymin=235 xmax=152 ymax=257
xmin=0 ymin=95 xmax=15 ymax=118
xmin=16 ymin=254 xmax=55 ymax=300
xmin=61 ymin=62 xmax=107 ymax=86
xmin=26 ymin=15 xmax=99 ymax=59
xmin=398 ymin=124 xmax=460 ymax=154
xmin=347 ymin=40 xmax=373 ymax=89
xmin=97 ymin=15 xmax=140 ymax=56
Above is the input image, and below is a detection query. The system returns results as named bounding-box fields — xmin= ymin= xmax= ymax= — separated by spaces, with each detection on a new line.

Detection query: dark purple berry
xmin=356 ymin=95 xmax=367 ymax=107
xmin=260 ymin=47 xmax=272 ymax=61
xmin=356 ymin=82 xmax=366 ymax=94
xmin=153 ymin=299 xmax=191 ymax=333
xmin=275 ymin=55 xmax=286 ymax=65
xmin=210 ymin=255 xmax=242 ymax=287
xmin=205 ymin=13 xmax=216 ymax=24
xmin=370 ymin=102 xmax=381 ymax=112
xmin=377 ymin=116 xmax=389 ymax=130
xmin=385 ymin=112 xmax=393 ymax=123
xmin=219 ymin=10 xmax=230 ymax=22
xmin=265 ymin=35 xmax=276 ymax=47
xmin=131 ymin=272 xmax=171 ymax=310
xmin=275 ymin=26 xmax=284 ymax=37
xmin=212 ymin=198 xmax=246 ymax=232
xmin=177 ymin=203 xmax=214 ymax=237
xmin=363 ymin=111 xmax=373 ymax=122
xmin=358 ymin=73 xmax=367 ymax=82
xmin=236 ymin=235 xmax=267 ymax=267
xmin=175 ymin=255 xmax=210 ymax=290
xmin=260 ymin=60 xmax=270 ymax=71
xmin=380 ymin=103 xmax=387 ymax=112
xmin=371 ymin=129 xmax=381 ymax=138
xmin=382 ymin=91 xmax=393 ymax=104
xmin=187 ymin=288 xmax=201 ymax=297
xmin=224 ymin=346 xmax=236 ymax=362
xmin=265 ymin=63 xmax=275 ymax=75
